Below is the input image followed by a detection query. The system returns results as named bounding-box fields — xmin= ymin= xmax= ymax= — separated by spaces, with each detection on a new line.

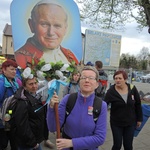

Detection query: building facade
xmin=2 ymin=23 xmax=14 ymax=59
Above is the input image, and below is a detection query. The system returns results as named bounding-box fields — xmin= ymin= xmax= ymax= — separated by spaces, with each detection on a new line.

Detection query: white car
xmin=141 ymin=74 xmax=150 ymax=83
xmin=141 ymin=74 xmax=150 ymax=79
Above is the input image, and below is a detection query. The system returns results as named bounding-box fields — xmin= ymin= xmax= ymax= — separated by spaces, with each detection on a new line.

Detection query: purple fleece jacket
xmin=47 ymin=92 xmax=107 ymax=150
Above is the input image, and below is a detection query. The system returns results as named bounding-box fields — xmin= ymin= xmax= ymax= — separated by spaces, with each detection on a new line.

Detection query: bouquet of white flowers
xmin=22 ymin=59 xmax=77 ymax=111
xmin=22 ymin=59 xmax=76 ymax=81
xmin=22 ymin=59 xmax=77 ymax=138
xmin=36 ymin=59 xmax=75 ymax=80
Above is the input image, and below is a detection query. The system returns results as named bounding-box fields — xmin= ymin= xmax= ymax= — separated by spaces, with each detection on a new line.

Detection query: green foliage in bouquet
xmin=35 ymin=59 xmax=77 ymax=81
xmin=45 ymin=61 xmax=64 ymax=80
xmin=67 ymin=61 xmax=76 ymax=72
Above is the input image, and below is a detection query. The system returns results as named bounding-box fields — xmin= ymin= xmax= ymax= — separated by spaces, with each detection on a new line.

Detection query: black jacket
xmin=104 ymin=83 xmax=143 ymax=126
xmin=14 ymin=87 xmax=46 ymax=148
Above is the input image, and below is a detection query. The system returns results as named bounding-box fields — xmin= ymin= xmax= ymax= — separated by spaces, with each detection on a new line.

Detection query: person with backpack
xmin=0 ymin=59 xmax=22 ymax=150
xmin=11 ymin=73 xmax=48 ymax=150
xmin=62 ymin=70 xmax=80 ymax=97
xmin=104 ymin=70 xmax=143 ymax=150
xmin=95 ymin=61 xmax=108 ymax=99
xmin=47 ymin=66 xmax=107 ymax=150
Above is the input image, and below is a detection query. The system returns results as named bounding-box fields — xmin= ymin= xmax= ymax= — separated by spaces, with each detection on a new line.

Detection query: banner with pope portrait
xmin=10 ymin=0 xmax=82 ymax=69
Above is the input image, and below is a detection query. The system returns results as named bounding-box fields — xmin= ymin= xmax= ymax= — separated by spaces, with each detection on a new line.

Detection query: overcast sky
xmin=0 ymin=0 xmax=150 ymax=56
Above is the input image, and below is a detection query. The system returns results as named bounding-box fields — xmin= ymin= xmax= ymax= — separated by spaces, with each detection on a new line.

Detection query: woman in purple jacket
xmin=47 ymin=66 xmax=107 ymax=150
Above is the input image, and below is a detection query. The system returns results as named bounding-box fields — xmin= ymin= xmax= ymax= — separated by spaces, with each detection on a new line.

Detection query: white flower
xmin=22 ymin=67 xmax=31 ymax=78
xmin=28 ymin=74 xmax=34 ymax=79
xmin=55 ymin=70 xmax=63 ymax=78
xmin=38 ymin=80 xmax=48 ymax=88
xmin=36 ymin=70 xmax=45 ymax=80
xmin=41 ymin=64 xmax=51 ymax=71
xmin=60 ymin=64 xmax=69 ymax=72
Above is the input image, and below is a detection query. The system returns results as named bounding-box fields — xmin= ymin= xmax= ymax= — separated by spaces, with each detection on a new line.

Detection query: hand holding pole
xmin=54 ymin=92 xmax=61 ymax=139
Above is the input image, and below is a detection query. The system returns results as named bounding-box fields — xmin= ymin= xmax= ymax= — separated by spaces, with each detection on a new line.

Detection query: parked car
xmin=134 ymin=71 xmax=144 ymax=82
xmin=141 ymin=74 xmax=150 ymax=83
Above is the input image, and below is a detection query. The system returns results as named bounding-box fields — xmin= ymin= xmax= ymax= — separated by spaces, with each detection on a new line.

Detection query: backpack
xmin=0 ymin=95 xmax=18 ymax=131
xmin=0 ymin=95 xmax=28 ymax=131
xmin=63 ymin=92 xmax=102 ymax=127
xmin=98 ymin=70 xmax=108 ymax=95
xmin=95 ymin=82 xmax=104 ymax=98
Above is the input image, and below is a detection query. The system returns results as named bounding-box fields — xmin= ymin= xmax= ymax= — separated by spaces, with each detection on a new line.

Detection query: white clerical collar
xmin=41 ymin=47 xmax=70 ymax=64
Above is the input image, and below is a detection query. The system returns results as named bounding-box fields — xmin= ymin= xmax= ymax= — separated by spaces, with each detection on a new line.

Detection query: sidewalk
xmin=42 ymin=109 xmax=150 ymax=150
xmin=100 ymin=110 xmax=150 ymax=150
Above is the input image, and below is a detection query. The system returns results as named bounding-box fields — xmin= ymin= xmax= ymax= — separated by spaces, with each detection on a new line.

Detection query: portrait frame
xmin=10 ymin=0 xmax=82 ymax=63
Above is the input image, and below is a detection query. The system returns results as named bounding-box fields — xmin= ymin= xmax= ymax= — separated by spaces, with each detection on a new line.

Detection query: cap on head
xmin=86 ymin=61 xmax=94 ymax=66
xmin=31 ymin=0 xmax=68 ymax=23
xmin=35 ymin=0 xmax=62 ymax=6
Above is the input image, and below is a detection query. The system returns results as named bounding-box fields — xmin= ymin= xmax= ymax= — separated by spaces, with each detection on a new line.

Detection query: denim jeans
xmin=110 ymin=123 xmax=135 ymax=150
xmin=18 ymin=144 xmax=42 ymax=150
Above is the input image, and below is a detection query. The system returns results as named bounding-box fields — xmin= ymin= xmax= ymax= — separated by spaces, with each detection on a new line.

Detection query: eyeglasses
xmin=80 ymin=76 xmax=96 ymax=81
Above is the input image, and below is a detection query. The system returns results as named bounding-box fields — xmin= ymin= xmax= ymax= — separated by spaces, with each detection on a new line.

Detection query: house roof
xmin=3 ymin=24 xmax=12 ymax=36
xmin=81 ymin=33 xmax=85 ymax=37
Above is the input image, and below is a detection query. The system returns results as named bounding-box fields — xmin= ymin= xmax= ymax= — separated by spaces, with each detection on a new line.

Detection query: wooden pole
xmin=54 ymin=103 xmax=61 ymax=138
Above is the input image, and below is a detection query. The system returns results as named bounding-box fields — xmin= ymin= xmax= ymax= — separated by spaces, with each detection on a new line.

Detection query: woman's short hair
xmin=2 ymin=59 xmax=18 ymax=70
xmin=81 ymin=66 xmax=99 ymax=81
xmin=22 ymin=76 xmax=37 ymax=87
xmin=22 ymin=78 xmax=29 ymax=87
xmin=113 ymin=70 xmax=128 ymax=80
xmin=72 ymin=70 xmax=80 ymax=76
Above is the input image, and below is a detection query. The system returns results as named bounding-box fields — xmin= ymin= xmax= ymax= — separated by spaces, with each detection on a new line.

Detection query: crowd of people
xmin=0 ymin=0 xmax=144 ymax=149
xmin=0 ymin=59 xmax=54 ymax=150
xmin=0 ymin=58 xmax=143 ymax=150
